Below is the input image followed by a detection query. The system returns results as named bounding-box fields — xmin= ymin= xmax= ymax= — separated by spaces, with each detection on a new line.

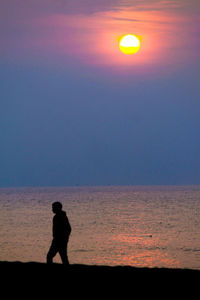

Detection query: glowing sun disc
xmin=119 ymin=34 xmax=141 ymax=55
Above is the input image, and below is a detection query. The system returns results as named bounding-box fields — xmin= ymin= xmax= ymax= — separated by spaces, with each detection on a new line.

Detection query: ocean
xmin=0 ymin=186 xmax=200 ymax=270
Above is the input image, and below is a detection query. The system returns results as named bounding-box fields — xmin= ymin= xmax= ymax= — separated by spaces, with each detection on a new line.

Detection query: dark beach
xmin=1 ymin=261 xmax=199 ymax=297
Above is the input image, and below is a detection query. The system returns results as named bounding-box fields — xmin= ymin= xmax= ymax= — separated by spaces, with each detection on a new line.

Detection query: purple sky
xmin=0 ymin=0 xmax=200 ymax=186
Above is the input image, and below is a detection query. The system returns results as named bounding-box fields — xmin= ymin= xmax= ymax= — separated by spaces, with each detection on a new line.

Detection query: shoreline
xmin=2 ymin=260 xmax=199 ymax=272
xmin=1 ymin=260 xmax=199 ymax=278
xmin=1 ymin=261 xmax=200 ymax=295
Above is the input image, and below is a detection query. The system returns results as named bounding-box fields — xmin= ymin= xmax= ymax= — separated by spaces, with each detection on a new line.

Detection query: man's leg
xmin=46 ymin=239 xmax=58 ymax=264
xmin=59 ymin=240 xmax=69 ymax=265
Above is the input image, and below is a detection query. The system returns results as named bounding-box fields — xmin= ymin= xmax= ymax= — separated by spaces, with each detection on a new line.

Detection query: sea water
xmin=0 ymin=186 xmax=200 ymax=270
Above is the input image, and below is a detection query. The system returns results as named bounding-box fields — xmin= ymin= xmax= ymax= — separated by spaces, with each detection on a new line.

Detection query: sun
xmin=119 ymin=34 xmax=141 ymax=55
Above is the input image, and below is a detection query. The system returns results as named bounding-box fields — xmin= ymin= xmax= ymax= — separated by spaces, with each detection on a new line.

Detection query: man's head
xmin=52 ymin=201 xmax=62 ymax=214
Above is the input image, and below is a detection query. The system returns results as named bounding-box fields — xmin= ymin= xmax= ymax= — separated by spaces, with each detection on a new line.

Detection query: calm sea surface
xmin=0 ymin=186 xmax=200 ymax=269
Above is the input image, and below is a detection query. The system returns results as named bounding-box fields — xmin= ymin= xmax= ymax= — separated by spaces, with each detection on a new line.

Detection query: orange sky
xmin=27 ymin=1 xmax=198 ymax=73
xmin=0 ymin=0 xmax=200 ymax=187
xmin=1 ymin=0 xmax=198 ymax=74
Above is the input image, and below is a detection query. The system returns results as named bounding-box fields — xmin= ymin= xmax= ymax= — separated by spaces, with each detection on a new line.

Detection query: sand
xmin=1 ymin=261 xmax=199 ymax=297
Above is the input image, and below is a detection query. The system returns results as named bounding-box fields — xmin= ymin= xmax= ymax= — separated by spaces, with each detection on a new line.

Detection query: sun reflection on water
xmin=106 ymin=234 xmax=180 ymax=268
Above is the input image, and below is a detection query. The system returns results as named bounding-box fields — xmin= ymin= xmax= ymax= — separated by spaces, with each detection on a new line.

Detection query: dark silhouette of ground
xmin=1 ymin=261 xmax=199 ymax=297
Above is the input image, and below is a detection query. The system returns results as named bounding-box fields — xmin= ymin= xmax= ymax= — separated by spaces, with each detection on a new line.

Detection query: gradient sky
xmin=0 ymin=0 xmax=200 ymax=186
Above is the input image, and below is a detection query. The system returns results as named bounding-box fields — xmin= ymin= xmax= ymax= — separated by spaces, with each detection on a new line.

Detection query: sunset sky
xmin=0 ymin=0 xmax=200 ymax=186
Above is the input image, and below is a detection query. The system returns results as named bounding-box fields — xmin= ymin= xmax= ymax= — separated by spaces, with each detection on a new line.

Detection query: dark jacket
xmin=53 ymin=211 xmax=71 ymax=240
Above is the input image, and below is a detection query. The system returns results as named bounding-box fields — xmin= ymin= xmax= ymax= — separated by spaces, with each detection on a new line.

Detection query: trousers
xmin=47 ymin=238 xmax=69 ymax=264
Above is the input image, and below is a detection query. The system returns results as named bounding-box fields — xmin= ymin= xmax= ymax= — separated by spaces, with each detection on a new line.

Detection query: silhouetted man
xmin=47 ymin=202 xmax=71 ymax=264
